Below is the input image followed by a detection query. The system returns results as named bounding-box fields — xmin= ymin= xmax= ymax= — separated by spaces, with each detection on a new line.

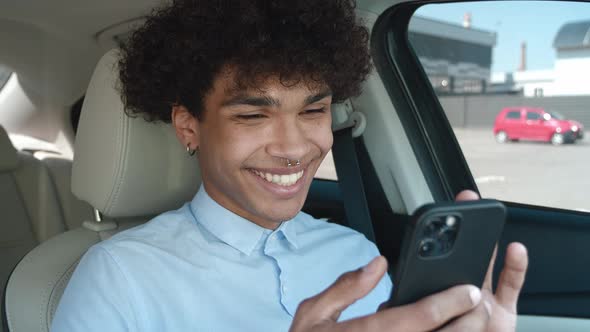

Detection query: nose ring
xmin=287 ymin=159 xmax=301 ymax=167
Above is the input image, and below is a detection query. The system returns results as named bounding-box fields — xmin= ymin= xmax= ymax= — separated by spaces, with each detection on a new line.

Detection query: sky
xmin=415 ymin=1 xmax=590 ymax=73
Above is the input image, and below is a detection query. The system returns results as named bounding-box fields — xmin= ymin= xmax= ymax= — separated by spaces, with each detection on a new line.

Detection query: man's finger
xmin=482 ymin=245 xmax=498 ymax=291
xmin=310 ymin=256 xmax=388 ymax=321
xmin=455 ymin=190 xmax=480 ymax=202
xmin=495 ymin=242 xmax=528 ymax=313
xmin=438 ymin=300 xmax=491 ymax=332
xmin=341 ymin=284 xmax=482 ymax=332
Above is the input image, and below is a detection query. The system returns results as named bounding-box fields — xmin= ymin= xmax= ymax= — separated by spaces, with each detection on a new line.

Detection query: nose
xmin=266 ymin=117 xmax=310 ymax=163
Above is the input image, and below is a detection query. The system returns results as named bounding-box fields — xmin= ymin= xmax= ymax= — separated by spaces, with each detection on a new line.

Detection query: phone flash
xmin=445 ymin=216 xmax=457 ymax=227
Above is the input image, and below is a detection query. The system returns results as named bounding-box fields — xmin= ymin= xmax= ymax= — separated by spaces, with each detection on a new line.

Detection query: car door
xmin=356 ymin=0 xmax=590 ymax=331
xmin=524 ymin=111 xmax=545 ymax=140
xmin=505 ymin=109 xmax=525 ymax=139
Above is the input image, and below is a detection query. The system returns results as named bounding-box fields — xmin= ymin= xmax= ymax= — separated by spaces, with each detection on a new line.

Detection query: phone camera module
xmin=418 ymin=238 xmax=437 ymax=258
xmin=420 ymin=214 xmax=461 ymax=257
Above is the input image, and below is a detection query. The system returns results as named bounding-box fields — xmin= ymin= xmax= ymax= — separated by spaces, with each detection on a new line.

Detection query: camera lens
xmin=418 ymin=238 xmax=437 ymax=257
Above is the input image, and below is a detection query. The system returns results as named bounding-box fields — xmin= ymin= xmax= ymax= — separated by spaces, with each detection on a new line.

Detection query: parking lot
xmin=454 ymin=128 xmax=590 ymax=212
xmin=316 ymin=127 xmax=590 ymax=212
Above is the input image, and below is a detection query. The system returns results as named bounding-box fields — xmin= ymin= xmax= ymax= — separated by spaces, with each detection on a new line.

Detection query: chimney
xmin=463 ymin=12 xmax=472 ymax=29
xmin=518 ymin=41 xmax=527 ymax=71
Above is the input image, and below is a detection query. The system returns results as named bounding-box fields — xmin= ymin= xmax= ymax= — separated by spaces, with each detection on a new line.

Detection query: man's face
xmin=191 ymin=72 xmax=333 ymax=229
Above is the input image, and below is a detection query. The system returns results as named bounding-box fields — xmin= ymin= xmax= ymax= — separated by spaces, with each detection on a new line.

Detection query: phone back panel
xmin=390 ymin=199 xmax=506 ymax=306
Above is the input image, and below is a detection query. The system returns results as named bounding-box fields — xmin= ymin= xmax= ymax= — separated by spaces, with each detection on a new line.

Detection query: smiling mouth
xmin=250 ymin=169 xmax=305 ymax=186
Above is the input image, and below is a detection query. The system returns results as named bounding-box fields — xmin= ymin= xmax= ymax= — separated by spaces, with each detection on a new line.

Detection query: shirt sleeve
xmin=50 ymin=246 xmax=136 ymax=332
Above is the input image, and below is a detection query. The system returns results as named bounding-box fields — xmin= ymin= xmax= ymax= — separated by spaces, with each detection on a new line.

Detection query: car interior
xmin=2 ymin=0 xmax=590 ymax=331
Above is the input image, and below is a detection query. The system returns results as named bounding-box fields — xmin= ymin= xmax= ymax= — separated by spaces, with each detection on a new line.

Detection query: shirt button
xmin=282 ymin=284 xmax=288 ymax=294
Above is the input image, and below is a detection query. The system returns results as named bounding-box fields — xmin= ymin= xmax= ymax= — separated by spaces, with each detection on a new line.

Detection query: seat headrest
xmin=72 ymin=49 xmax=201 ymax=218
xmin=0 ymin=125 xmax=18 ymax=171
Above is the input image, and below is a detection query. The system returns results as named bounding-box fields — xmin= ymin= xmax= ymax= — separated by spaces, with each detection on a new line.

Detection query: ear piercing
xmin=186 ymin=143 xmax=197 ymax=156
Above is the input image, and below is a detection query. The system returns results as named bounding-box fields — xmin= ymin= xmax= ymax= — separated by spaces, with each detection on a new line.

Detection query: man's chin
xmin=263 ymin=204 xmax=303 ymax=223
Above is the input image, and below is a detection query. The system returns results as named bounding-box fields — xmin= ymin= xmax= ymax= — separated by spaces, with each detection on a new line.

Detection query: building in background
xmin=408 ymin=15 xmax=497 ymax=94
xmin=492 ymin=20 xmax=590 ymax=97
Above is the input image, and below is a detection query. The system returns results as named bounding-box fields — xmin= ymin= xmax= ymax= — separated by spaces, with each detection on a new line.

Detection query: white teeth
xmin=253 ymin=170 xmax=304 ymax=186
xmin=280 ymin=174 xmax=289 ymax=184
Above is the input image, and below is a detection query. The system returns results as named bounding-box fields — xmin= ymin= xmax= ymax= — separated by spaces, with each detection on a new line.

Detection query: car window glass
xmin=526 ymin=112 xmax=541 ymax=120
xmin=315 ymin=151 xmax=338 ymax=181
xmin=506 ymin=111 xmax=521 ymax=119
xmin=409 ymin=1 xmax=590 ymax=211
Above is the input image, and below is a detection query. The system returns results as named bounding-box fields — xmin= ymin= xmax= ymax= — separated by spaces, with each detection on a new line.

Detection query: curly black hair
xmin=118 ymin=0 xmax=371 ymax=122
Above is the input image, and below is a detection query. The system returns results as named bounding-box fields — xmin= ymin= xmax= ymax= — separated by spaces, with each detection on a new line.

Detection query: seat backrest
xmin=34 ymin=154 xmax=94 ymax=230
xmin=0 ymin=125 xmax=71 ymax=332
xmin=4 ymin=49 xmax=201 ymax=332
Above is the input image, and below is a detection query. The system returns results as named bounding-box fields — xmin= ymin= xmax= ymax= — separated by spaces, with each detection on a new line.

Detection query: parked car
xmin=493 ymin=107 xmax=584 ymax=145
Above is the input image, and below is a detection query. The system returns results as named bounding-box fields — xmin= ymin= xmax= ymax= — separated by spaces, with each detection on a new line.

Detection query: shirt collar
xmin=276 ymin=219 xmax=299 ymax=250
xmin=189 ymin=186 xmax=298 ymax=255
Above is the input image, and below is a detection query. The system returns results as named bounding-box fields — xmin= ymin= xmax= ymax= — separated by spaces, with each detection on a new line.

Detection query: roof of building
xmin=409 ymin=16 xmax=496 ymax=47
xmin=553 ymin=20 xmax=590 ymax=50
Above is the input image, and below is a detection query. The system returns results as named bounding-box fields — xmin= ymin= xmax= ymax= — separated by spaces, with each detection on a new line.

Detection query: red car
xmin=493 ymin=107 xmax=584 ymax=145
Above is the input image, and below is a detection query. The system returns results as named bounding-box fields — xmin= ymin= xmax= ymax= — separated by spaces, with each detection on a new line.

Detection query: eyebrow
xmin=221 ymin=89 xmax=333 ymax=108
xmin=305 ymin=90 xmax=333 ymax=105
xmin=221 ymin=94 xmax=280 ymax=108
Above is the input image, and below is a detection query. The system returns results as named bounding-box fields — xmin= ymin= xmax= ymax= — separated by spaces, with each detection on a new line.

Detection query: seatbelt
xmin=332 ymin=126 xmax=376 ymax=243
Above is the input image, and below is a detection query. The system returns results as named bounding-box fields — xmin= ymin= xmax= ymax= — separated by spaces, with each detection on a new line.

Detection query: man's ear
xmin=171 ymin=105 xmax=200 ymax=150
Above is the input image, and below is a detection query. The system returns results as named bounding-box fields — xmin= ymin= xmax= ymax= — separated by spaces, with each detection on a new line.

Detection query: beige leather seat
xmin=0 ymin=126 xmax=75 ymax=332
xmin=35 ymin=154 xmax=94 ymax=230
xmin=3 ymin=49 xmax=201 ymax=332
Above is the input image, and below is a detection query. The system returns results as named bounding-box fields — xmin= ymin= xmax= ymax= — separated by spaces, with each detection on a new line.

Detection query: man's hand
xmin=455 ymin=190 xmax=529 ymax=332
xmin=289 ymin=256 xmax=486 ymax=332
xmin=290 ymin=190 xmax=528 ymax=332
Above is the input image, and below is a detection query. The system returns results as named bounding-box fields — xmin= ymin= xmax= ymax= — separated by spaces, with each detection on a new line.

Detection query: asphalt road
xmin=453 ymin=128 xmax=590 ymax=212
xmin=316 ymin=127 xmax=590 ymax=211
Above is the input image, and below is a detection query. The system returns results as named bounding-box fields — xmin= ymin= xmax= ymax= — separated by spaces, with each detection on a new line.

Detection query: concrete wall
xmin=439 ymin=94 xmax=590 ymax=129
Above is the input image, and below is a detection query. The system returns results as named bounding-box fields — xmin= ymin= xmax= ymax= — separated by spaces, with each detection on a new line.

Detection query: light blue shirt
xmin=51 ymin=186 xmax=392 ymax=331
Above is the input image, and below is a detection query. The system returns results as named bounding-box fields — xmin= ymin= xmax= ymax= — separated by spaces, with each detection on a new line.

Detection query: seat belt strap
xmin=332 ymin=126 xmax=376 ymax=243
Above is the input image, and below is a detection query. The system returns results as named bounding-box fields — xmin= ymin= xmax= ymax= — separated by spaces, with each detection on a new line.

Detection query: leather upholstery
xmin=36 ymin=155 xmax=94 ymax=230
xmin=71 ymin=49 xmax=201 ymax=218
xmin=5 ymin=49 xmax=203 ymax=331
xmin=0 ymin=127 xmax=17 ymax=172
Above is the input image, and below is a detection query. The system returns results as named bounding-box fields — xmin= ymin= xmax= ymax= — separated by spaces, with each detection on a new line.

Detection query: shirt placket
xmin=263 ymin=231 xmax=297 ymax=317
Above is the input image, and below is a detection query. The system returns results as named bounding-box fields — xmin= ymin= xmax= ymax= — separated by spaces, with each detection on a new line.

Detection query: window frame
xmin=371 ymin=1 xmax=477 ymax=202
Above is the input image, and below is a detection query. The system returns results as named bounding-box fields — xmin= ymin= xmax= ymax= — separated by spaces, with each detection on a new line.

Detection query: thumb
xmin=300 ymin=256 xmax=388 ymax=323
xmin=455 ymin=189 xmax=480 ymax=201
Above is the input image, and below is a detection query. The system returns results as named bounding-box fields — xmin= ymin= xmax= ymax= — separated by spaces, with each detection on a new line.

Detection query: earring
xmin=186 ymin=143 xmax=196 ymax=156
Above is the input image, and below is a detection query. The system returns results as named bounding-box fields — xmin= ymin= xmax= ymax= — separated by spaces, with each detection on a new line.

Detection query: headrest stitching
xmin=104 ymin=108 xmax=129 ymax=216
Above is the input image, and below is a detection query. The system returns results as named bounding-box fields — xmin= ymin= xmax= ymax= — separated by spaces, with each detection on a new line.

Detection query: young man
xmin=52 ymin=1 xmax=528 ymax=331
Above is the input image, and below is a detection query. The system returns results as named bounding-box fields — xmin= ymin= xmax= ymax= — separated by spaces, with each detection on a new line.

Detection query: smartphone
xmin=388 ymin=199 xmax=506 ymax=307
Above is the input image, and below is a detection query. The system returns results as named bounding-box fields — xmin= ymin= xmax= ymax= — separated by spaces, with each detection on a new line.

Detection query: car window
xmin=315 ymin=151 xmax=337 ymax=181
xmin=526 ymin=112 xmax=541 ymax=120
xmin=409 ymin=1 xmax=590 ymax=211
xmin=506 ymin=111 xmax=521 ymax=119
